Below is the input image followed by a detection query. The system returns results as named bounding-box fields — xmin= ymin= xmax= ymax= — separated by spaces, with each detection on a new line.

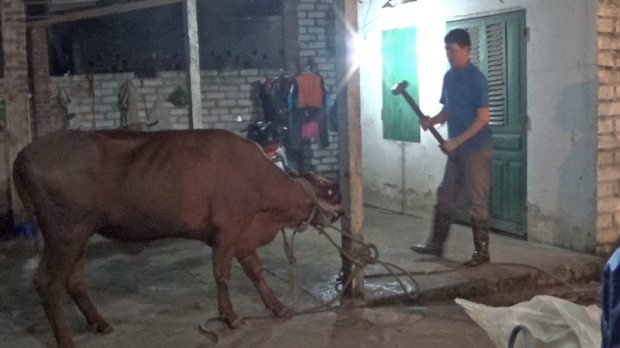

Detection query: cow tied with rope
xmin=13 ymin=129 xmax=343 ymax=348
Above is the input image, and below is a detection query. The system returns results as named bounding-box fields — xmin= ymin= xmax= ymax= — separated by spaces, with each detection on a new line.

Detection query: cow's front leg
xmin=238 ymin=250 xmax=291 ymax=318
xmin=212 ymin=247 xmax=245 ymax=329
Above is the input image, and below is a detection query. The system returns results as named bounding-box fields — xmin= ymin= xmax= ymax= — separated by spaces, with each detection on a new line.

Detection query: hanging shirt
xmin=295 ymin=73 xmax=324 ymax=108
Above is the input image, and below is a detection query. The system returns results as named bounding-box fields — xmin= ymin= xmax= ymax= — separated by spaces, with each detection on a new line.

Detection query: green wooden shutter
xmin=454 ymin=20 xmax=508 ymax=126
xmin=486 ymin=22 xmax=506 ymax=126
xmin=466 ymin=26 xmax=481 ymax=68
xmin=381 ymin=27 xmax=420 ymax=142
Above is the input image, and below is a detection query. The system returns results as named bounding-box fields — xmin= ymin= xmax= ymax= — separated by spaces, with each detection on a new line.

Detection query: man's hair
xmin=444 ymin=28 xmax=471 ymax=48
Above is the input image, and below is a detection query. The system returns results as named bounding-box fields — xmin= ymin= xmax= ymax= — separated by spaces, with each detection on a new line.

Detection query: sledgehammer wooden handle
xmin=391 ymin=81 xmax=445 ymax=145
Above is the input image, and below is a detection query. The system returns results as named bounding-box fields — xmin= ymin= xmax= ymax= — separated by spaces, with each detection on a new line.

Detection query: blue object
xmin=508 ymin=325 xmax=533 ymax=348
xmin=440 ymin=62 xmax=492 ymax=155
xmin=14 ymin=221 xmax=38 ymax=239
xmin=288 ymin=91 xmax=293 ymax=111
xmin=602 ymin=247 xmax=620 ymax=348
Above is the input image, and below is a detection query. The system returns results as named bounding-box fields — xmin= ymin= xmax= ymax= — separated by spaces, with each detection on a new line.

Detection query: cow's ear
xmin=289 ymin=170 xmax=301 ymax=179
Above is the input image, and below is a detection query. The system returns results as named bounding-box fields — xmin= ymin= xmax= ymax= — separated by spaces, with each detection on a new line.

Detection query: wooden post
xmin=183 ymin=0 xmax=201 ymax=129
xmin=282 ymin=0 xmax=299 ymax=75
xmin=336 ymin=0 xmax=365 ymax=300
xmin=3 ymin=0 xmax=32 ymax=225
xmin=31 ymin=26 xmax=54 ymax=137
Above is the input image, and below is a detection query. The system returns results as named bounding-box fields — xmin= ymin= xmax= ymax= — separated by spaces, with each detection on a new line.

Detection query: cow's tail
xmin=12 ymin=151 xmax=47 ymax=251
xmin=11 ymin=151 xmax=36 ymax=222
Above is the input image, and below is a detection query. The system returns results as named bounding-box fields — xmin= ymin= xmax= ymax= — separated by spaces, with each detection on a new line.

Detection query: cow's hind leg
xmin=67 ymin=254 xmax=113 ymax=334
xmin=212 ymin=247 xmax=245 ymax=329
xmin=33 ymin=226 xmax=91 ymax=348
xmin=238 ymin=250 xmax=291 ymax=318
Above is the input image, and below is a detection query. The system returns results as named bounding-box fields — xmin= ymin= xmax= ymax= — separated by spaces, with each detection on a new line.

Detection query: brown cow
xmin=13 ymin=129 xmax=342 ymax=348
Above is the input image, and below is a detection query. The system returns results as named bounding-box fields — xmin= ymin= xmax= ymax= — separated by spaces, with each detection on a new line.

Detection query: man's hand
xmin=440 ymin=139 xmax=459 ymax=156
xmin=420 ymin=116 xmax=433 ymax=131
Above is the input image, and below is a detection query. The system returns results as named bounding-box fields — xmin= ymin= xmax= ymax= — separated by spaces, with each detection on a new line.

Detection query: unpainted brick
xmin=218 ymin=100 xmax=237 ymax=107
xmin=207 ymin=93 xmax=226 ymax=99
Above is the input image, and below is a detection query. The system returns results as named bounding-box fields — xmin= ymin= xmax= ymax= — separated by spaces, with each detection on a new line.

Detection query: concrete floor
xmin=0 ymin=207 xmax=603 ymax=347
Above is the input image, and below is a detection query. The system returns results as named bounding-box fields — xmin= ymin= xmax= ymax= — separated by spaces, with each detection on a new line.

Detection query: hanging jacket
xmin=118 ymin=79 xmax=140 ymax=129
xmin=289 ymin=73 xmax=329 ymax=150
xmin=295 ymin=73 xmax=324 ymax=108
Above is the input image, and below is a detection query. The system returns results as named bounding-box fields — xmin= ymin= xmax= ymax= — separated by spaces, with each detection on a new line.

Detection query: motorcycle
xmin=236 ymin=116 xmax=289 ymax=172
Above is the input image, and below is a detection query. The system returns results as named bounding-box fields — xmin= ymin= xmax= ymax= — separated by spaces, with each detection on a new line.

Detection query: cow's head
xmin=293 ymin=172 xmax=344 ymax=226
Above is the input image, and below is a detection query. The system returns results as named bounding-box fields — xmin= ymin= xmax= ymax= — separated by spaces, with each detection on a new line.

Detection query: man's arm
xmin=451 ymin=107 xmax=490 ymax=147
xmin=421 ymin=106 xmax=448 ymax=130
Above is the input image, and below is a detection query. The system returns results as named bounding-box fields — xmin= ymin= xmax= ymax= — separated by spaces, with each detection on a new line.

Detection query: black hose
xmin=507 ymin=325 xmax=533 ymax=348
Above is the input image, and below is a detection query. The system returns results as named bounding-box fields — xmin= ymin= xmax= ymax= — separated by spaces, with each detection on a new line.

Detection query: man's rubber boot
xmin=411 ymin=209 xmax=451 ymax=257
xmin=464 ymin=218 xmax=490 ymax=267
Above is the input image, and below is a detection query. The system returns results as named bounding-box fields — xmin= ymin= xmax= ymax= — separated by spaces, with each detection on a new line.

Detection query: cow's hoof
xmin=273 ymin=305 xmax=292 ymax=318
xmin=91 ymin=322 xmax=115 ymax=334
xmin=225 ymin=316 xmax=246 ymax=329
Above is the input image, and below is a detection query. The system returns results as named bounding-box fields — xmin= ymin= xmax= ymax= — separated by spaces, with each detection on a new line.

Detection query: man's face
xmin=445 ymin=42 xmax=470 ymax=69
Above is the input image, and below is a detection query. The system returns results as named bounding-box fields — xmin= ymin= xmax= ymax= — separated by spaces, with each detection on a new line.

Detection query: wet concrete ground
xmin=0 ymin=207 xmax=603 ymax=347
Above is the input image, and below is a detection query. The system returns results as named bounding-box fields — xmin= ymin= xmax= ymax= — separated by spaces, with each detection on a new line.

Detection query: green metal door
xmin=381 ymin=26 xmax=421 ymax=143
xmin=448 ymin=11 xmax=527 ymax=237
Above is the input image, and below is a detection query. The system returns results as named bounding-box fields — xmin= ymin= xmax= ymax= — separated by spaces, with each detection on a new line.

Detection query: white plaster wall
xmin=358 ymin=0 xmax=598 ymax=252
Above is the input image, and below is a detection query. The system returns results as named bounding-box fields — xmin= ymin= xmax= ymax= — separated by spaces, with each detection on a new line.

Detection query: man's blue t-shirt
xmin=440 ymin=62 xmax=492 ymax=154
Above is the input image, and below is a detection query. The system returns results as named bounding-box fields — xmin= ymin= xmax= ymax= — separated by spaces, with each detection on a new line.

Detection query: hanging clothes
xmin=289 ymin=72 xmax=330 ymax=150
xmin=325 ymin=95 xmax=339 ymax=132
xmin=295 ymin=73 xmax=324 ymax=108
xmin=302 ymin=120 xmax=320 ymax=139
xmin=118 ymin=79 xmax=141 ymax=129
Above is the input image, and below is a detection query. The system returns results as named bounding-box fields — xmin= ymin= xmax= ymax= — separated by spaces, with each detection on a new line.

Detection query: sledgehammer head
xmin=391 ymin=81 xmax=409 ymax=96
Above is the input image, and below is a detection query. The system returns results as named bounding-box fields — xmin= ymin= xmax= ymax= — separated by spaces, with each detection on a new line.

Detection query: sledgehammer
xmin=391 ymin=81 xmax=445 ymax=145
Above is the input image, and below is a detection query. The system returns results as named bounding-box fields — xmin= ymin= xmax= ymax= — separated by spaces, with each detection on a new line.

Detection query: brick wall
xmin=297 ymin=0 xmax=339 ymax=177
xmin=42 ymin=0 xmax=342 ymax=176
xmin=2 ymin=0 xmax=32 ymax=224
xmin=49 ymin=68 xmax=340 ymax=175
xmin=50 ymin=69 xmax=279 ymax=130
xmin=597 ymin=0 xmax=620 ymax=257
xmin=298 ymin=0 xmax=337 ymax=93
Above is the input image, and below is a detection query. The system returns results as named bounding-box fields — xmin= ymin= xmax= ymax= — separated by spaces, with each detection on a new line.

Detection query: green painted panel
xmin=507 ymin=161 xmax=523 ymax=223
xmin=490 ymin=160 xmax=504 ymax=218
xmin=491 ymin=134 xmax=522 ymax=150
xmin=381 ymin=27 xmax=420 ymax=142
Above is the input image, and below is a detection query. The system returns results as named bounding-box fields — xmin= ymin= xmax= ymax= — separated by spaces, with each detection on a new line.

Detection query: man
xmin=411 ymin=28 xmax=493 ymax=267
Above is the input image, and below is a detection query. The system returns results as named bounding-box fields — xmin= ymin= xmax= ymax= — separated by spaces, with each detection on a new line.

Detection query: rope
xmin=363 ymin=262 xmax=583 ymax=293
xmin=200 ymin=224 xmax=592 ymax=345
xmin=281 ymin=229 xmax=297 ymax=301
xmin=278 ymin=223 xmax=422 ymax=318
xmin=314 ymin=224 xmax=420 ymax=302
xmin=199 ymin=179 xmax=589 ymax=343
xmin=293 ymin=178 xmax=338 ymax=228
